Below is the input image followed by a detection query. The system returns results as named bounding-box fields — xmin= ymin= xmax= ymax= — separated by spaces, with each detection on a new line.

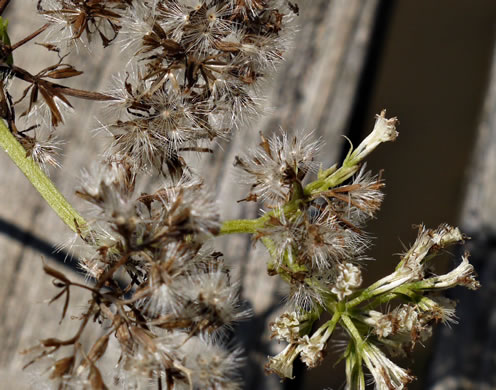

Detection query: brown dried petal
xmin=45 ymin=66 xmax=83 ymax=79
xmin=78 ymin=334 xmax=110 ymax=373
xmin=130 ymin=326 xmax=157 ymax=353
xmin=41 ymin=338 xmax=64 ymax=347
xmin=89 ymin=365 xmax=109 ymax=390
xmin=43 ymin=263 xmax=71 ymax=284
xmin=39 ymin=86 xmax=63 ymax=126
xmin=49 ymin=356 xmax=75 ymax=379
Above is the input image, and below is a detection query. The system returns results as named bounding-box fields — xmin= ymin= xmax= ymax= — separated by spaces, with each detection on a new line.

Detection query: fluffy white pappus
xmin=286 ymin=273 xmax=331 ymax=311
xmin=141 ymin=242 xmax=201 ymax=315
xmin=329 ymin=165 xmax=385 ymax=227
xmin=227 ymin=87 xmax=264 ymax=129
xmin=119 ymin=330 xmax=243 ymax=390
xmin=78 ymin=156 xmax=134 ymax=211
xmin=105 ymin=77 xmax=222 ymax=167
xmin=420 ymin=296 xmax=458 ymax=326
xmin=297 ymin=210 xmax=356 ymax=271
xmin=209 ymin=76 xmax=263 ymax=129
xmin=235 ymin=130 xmax=320 ymax=205
xmin=159 ymin=175 xmax=220 ymax=236
xmin=180 ymin=2 xmax=234 ymax=55
xmin=37 ymin=0 xmax=83 ymax=49
xmin=181 ymin=268 xmax=250 ymax=332
xmin=118 ymin=0 xmax=158 ymax=55
xmin=102 ymin=67 xmax=153 ymax=121
xmin=24 ymin=92 xmax=74 ymax=129
xmin=179 ymin=335 xmax=243 ymax=390
xmin=263 ymin=206 xmax=369 ymax=273
xmin=231 ymin=0 xmax=291 ymax=18
xmin=145 ymin=87 xmax=215 ymax=149
xmin=82 ymin=250 xmax=128 ymax=285
xmin=108 ymin=118 xmax=170 ymax=171
xmin=261 ymin=211 xmax=303 ymax=266
xmin=229 ymin=29 xmax=289 ymax=74
xmin=17 ymin=129 xmax=63 ymax=175
xmin=156 ymin=0 xmax=192 ymax=42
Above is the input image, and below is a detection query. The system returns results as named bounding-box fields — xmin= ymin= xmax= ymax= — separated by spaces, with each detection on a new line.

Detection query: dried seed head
xmin=18 ymin=130 xmax=63 ymax=174
xmin=38 ymin=0 xmax=128 ymax=49
xmin=235 ymin=131 xmax=320 ymax=204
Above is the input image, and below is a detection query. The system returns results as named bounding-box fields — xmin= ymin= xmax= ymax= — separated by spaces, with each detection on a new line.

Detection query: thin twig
xmin=10 ymin=22 xmax=50 ymax=51
xmin=0 ymin=0 xmax=10 ymax=16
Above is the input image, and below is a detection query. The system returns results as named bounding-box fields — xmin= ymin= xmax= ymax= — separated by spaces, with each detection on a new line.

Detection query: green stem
xmin=304 ymin=161 xmax=359 ymax=195
xmin=0 ymin=119 xmax=86 ymax=233
xmin=324 ymin=310 xmax=342 ymax=336
xmin=341 ymin=314 xmax=363 ymax=346
xmin=219 ymin=218 xmax=260 ymax=235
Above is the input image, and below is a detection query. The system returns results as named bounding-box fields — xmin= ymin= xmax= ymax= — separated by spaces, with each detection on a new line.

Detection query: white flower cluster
xmin=266 ymin=310 xmax=333 ymax=376
xmin=235 ymin=129 xmax=386 ymax=309
xmin=331 ymin=262 xmax=362 ymax=301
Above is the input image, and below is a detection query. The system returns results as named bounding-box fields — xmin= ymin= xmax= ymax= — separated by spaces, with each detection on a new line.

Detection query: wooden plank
xmin=427 ymin=42 xmax=496 ymax=390
xmin=0 ymin=1 xmax=380 ymax=388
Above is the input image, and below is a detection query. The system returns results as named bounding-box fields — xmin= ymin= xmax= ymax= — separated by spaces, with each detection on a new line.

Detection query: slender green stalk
xmin=219 ymin=218 xmax=260 ymax=235
xmin=0 ymin=119 xmax=86 ymax=233
xmin=341 ymin=314 xmax=363 ymax=345
xmin=324 ymin=310 xmax=342 ymax=336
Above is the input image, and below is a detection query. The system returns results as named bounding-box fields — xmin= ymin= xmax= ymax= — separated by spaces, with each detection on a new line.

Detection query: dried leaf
xmin=45 ymin=66 xmax=83 ymax=79
xmin=115 ymin=322 xmax=131 ymax=349
xmin=60 ymin=285 xmax=70 ymax=323
xmin=73 ymin=12 xmax=87 ymax=39
xmin=26 ymin=83 xmax=39 ymax=115
xmin=41 ymin=338 xmax=64 ymax=347
xmin=39 ymin=85 xmax=63 ymax=126
xmin=43 ymin=262 xmax=71 ymax=284
xmin=35 ymin=42 xmax=60 ymax=52
xmin=131 ymin=326 xmax=157 ymax=353
xmin=88 ymin=365 xmax=108 ymax=390
xmin=77 ymin=334 xmax=110 ymax=374
xmin=49 ymin=356 xmax=75 ymax=379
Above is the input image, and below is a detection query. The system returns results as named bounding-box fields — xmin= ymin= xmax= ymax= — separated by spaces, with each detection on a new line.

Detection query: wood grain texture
xmin=427 ymin=42 xmax=496 ymax=390
xmin=0 ymin=1 xmax=379 ymax=389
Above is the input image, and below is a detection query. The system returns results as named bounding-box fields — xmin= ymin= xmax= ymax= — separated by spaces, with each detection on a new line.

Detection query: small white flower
xmin=365 ymin=310 xmax=394 ymax=339
xmin=396 ymin=224 xmax=464 ymax=282
xmin=299 ymin=334 xmax=325 ymax=368
xmin=265 ymin=343 xmax=300 ymax=379
xmin=349 ymin=110 xmax=398 ymax=164
xmin=270 ymin=311 xmax=302 ymax=342
xmin=361 ymin=342 xmax=414 ymax=390
xmin=331 ymin=262 xmax=363 ymax=300
xmin=423 ymin=253 xmax=480 ymax=290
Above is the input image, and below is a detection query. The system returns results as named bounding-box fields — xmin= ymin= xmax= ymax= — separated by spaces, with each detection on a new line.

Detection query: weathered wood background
xmin=0 ymin=1 xmax=380 ymax=388
xmin=427 ymin=40 xmax=496 ymax=390
xmin=0 ymin=1 xmax=495 ymax=389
